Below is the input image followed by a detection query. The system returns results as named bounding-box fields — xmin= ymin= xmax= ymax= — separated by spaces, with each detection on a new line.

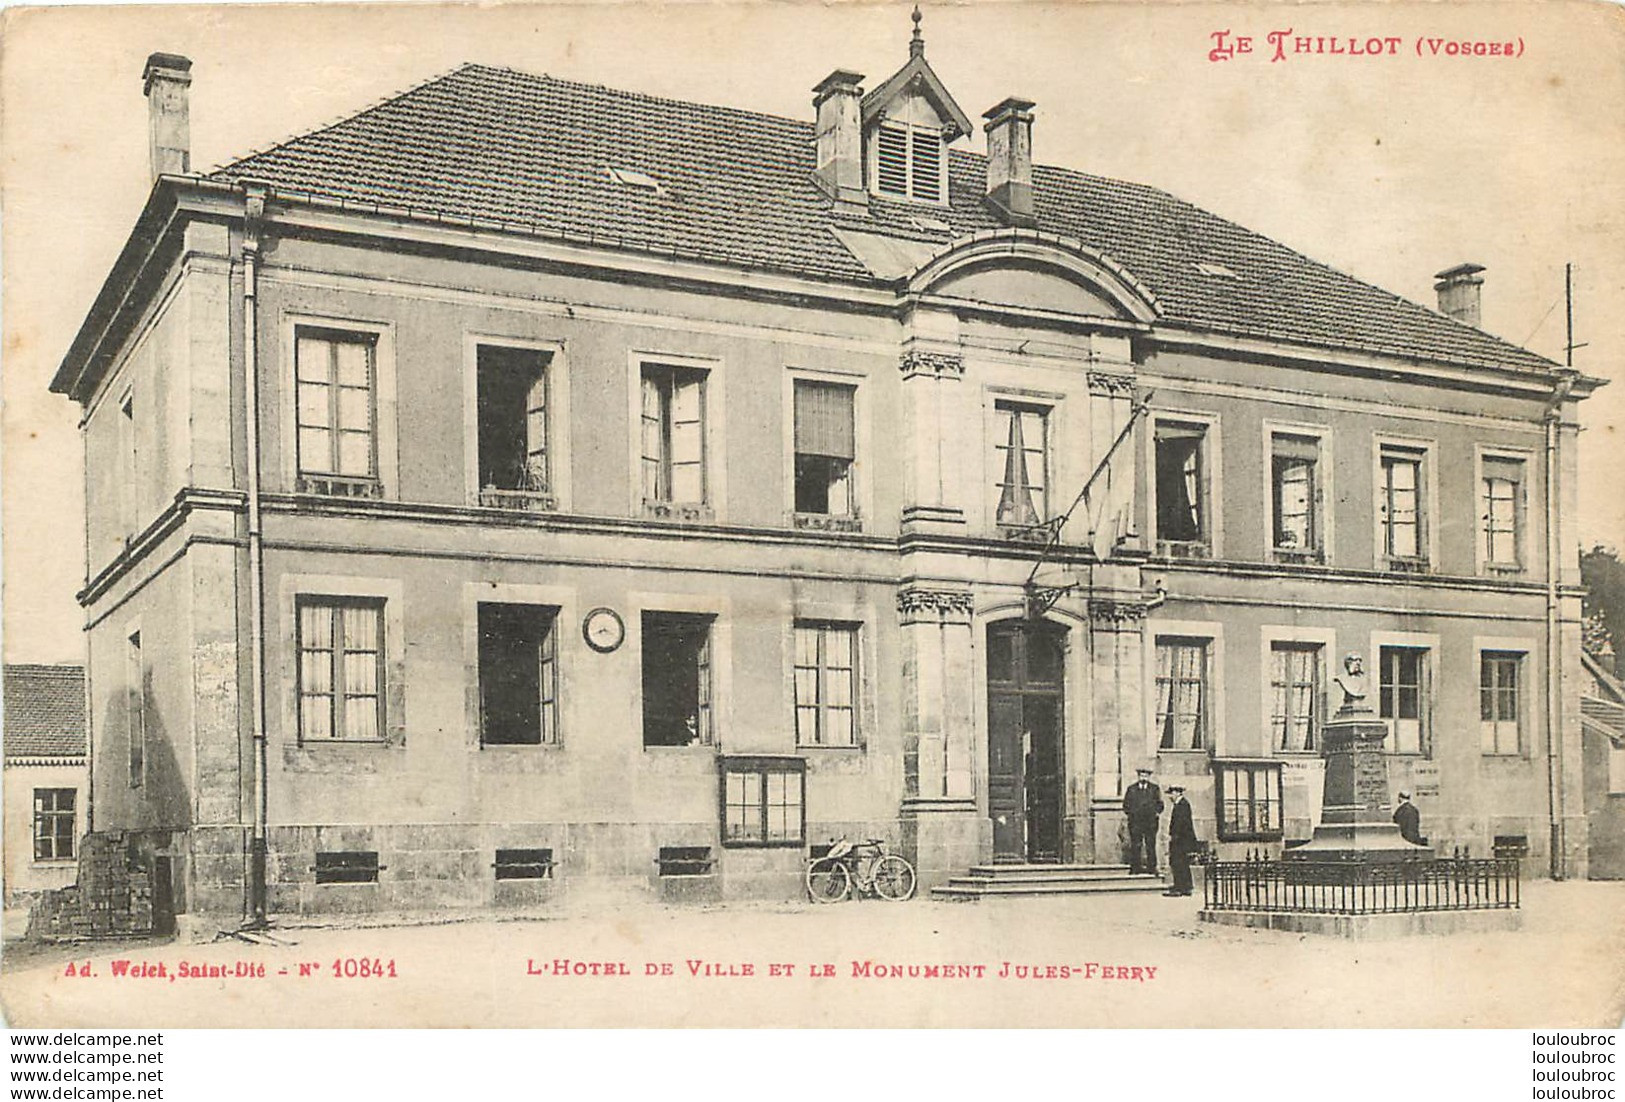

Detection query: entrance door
xmin=987 ymin=622 xmax=1066 ymax=863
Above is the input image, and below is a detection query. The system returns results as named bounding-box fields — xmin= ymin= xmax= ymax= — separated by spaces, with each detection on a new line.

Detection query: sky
xmin=2 ymin=0 xmax=1622 ymax=665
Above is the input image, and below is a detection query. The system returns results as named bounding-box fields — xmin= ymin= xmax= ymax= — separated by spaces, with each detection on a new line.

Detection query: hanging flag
xmin=1081 ymin=395 xmax=1142 ymax=560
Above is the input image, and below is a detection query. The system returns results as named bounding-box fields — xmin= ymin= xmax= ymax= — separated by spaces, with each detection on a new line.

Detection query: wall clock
xmin=582 ymin=607 xmax=626 ymax=653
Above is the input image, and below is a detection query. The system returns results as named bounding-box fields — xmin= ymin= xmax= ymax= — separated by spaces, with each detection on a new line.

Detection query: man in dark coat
xmin=1393 ymin=791 xmax=1424 ymax=845
xmin=1164 ymin=785 xmax=1199 ymax=897
xmin=1122 ymin=767 xmax=1163 ymax=875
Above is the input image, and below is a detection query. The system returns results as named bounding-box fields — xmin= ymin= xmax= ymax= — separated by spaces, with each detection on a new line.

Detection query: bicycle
xmin=805 ymin=837 xmax=916 ymax=903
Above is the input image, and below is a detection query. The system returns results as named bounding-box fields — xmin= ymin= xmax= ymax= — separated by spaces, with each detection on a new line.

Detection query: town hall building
xmin=49 ymin=25 xmax=1603 ymax=922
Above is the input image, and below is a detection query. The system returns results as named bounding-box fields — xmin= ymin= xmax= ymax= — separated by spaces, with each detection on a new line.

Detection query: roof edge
xmin=51 ymin=176 xmax=242 ymax=404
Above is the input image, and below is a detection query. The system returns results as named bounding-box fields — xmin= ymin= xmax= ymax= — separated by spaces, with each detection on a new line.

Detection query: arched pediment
xmin=908 ymin=231 xmax=1161 ymax=323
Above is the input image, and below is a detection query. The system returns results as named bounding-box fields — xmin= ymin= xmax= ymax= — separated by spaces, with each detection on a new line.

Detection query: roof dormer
xmin=861 ymin=8 xmax=971 ymax=205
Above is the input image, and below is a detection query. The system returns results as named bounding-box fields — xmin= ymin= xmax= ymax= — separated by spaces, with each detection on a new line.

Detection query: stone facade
xmin=48 ymin=46 xmax=1602 ymax=925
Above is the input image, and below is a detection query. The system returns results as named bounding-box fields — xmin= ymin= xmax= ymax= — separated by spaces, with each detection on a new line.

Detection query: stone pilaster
xmin=897 ymin=311 xmax=967 ymax=537
xmin=896 ymin=585 xmax=982 ymax=887
xmin=1085 ymin=590 xmax=1148 ymax=865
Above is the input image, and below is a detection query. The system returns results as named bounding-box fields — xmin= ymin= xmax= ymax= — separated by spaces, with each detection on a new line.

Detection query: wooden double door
xmin=986 ymin=621 xmax=1066 ymax=863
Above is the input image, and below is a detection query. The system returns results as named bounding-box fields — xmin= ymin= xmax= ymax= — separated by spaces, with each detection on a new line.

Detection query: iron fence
xmin=1202 ymin=856 xmax=1520 ymax=914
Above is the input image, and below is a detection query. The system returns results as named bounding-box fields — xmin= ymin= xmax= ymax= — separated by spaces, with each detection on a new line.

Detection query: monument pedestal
xmin=1283 ymin=710 xmax=1432 ymax=864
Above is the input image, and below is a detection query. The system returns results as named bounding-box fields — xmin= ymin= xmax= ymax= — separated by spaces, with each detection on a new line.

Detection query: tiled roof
xmin=214 ymin=63 xmax=1557 ymax=374
xmin=3 ymin=665 xmax=87 ymax=759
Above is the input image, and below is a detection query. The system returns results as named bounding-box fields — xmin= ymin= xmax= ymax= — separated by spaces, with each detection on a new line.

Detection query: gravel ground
xmin=2 ymin=880 xmax=1621 ymax=1028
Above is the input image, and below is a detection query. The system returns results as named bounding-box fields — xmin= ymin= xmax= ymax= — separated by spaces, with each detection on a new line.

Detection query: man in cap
xmin=1164 ymin=785 xmax=1199 ymax=897
xmin=1393 ymin=790 xmax=1424 ymax=845
xmin=1122 ymin=767 xmax=1163 ymax=875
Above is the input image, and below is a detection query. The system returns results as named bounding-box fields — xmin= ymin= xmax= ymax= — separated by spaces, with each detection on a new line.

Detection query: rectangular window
xmin=642 ymin=612 xmax=714 ymax=747
xmin=297 ymin=598 xmax=385 ymax=743
xmin=1271 ymin=433 xmax=1321 ymax=557
xmin=314 ymin=851 xmax=379 ymax=885
xmin=127 ymin=630 xmax=144 ymax=787
xmin=477 ymin=603 xmax=559 ymax=746
xmin=32 ymin=789 xmax=76 ymax=862
xmin=720 ymin=757 xmax=806 ymax=847
xmin=1155 ymin=637 xmax=1209 ymax=751
xmin=793 ymin=622 xmax=858 ymax=747
xmin=1380 ymin=646 xmax=1430 ymax=755
xmin=641 ymin=365 xmax=706 ymax=507
xmin=1154 ymin=421 xmax=1208 ymax=549
xmin=1609 ymin=747 xmax=1625 ymax=796
xmin=994 ymin=403 xmax=1049 ymax=532
xmin=1480 ymin=650 xmax=1523 ymax=755
xmin=1379 ymin=446 xmax=1427 ymax=566
xmin=793 ymin=381 xmax=855 ymax=517
xmin=1270 ymin=642 xmax=1321 ymax=753
xmin=295 ymin=329 xmax=378 ymax=484
xmin=120 ymin=392 xmax=137 ymax=535
xmin=494 ymin=848 xmax=554 ymax=881
xmin=476 ymin=345 xmax=552 ymax=508
xmin=1481 ymin=455 xmax=1524 ymax=569
xmin=1215 ymin=762 xmax=1283 ymax=842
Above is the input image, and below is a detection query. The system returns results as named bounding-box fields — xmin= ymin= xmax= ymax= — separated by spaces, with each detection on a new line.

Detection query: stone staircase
xmin=931 ymin=863 xmax=1167 ymax=901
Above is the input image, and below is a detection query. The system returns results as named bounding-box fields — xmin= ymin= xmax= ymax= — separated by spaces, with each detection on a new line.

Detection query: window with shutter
xmin=1479 ymin=650 xmax=1523 ymax=755
xmin=993 ymin=403 xmax=1048 ymax=532
xmin=1154 ymin=421 xmax=1208 ymax=548
xmin=476 ymin=345 xmax=553 ymax=509
xmin=297 ymin=598 xmax=386 ymax=743
xmin=1380 ymin=646 xmax=1430 ymax=755
xmin=1270 ymin=433 xmax=1322 ymax=557
xmin=640 ymin=365 xmax=708 ymax=508
xmin=1379 ymin=445 xmax=1427 ymax=566
xmin=1481 ymin=454 xmax=1524 ymax=569
xmin=296 ymin=329 xmax=378 ymax=484
xmin=793 ymin=381 xmax=856 ymax=518
xmin=1270 ymin=642 xmax=1321 ymax=752
xmin=477 ymin=602 xmax=560 ymax=746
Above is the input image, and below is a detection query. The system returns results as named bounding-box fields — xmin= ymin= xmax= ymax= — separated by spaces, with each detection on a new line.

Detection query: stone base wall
xmin=235 ymin=817 xmax=903 ymax=916
xmin=25 ymin=832 xmax=157 ymax=941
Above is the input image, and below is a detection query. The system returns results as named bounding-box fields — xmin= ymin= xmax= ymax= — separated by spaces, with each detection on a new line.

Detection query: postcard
xmin=1 ymin=0 xmax=1622 ymax=1032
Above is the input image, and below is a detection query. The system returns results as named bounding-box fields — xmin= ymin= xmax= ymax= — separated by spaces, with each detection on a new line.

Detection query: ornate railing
xmin=1203 ymin=856 xmax=1520 ymax=915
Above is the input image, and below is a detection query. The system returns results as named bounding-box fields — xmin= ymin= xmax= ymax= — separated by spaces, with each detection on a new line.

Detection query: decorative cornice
xmin=1088 ymin=597 xmax=1149 ymax=625
xmin=1087 ymin=370 xmax=1137 ymax=398
xmin=899 ymin=350 xmax=964 ymax=379
xmin=897 ymin=585 xmax=975 ymax=624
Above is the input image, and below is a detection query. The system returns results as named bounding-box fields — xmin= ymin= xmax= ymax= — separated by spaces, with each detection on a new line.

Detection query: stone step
xmin=963 ymin=864 xmax=1147 ymax=883
xmin=931 ymin=877 xmax=1171 ymax=900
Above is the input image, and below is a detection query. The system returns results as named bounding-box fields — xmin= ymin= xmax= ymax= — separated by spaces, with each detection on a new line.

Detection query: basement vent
xmin=1493 ymin=835 xmax=1529 ymax=859
xmin=494 ymin=848 xmax=555 ymax=881
xmin=1194 ymin=261 xmax=1239 ymax=279
xmin=656 ymin=846 xmax=714 ymax=878
xmin=314 ymin=851 xmax=380 ymax=885
xmin=606 ymin=166 xmax=665 ymax=195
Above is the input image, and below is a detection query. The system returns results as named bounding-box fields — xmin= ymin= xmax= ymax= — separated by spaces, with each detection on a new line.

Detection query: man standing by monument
xmin=1123 ymin=767 xmax=1163 ymax=875
xmin=1393 ymin=791 xmax=1424 ymax=845
xmin=1164 ymin=785 xmax=1199 ymax=897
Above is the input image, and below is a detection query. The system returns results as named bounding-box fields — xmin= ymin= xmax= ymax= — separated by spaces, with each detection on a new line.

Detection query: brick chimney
xmin=1434 ymin=263 xmax=1486 ymax=327
xmin=812 ymin=69 xmax=866 ymax=212
xmin=142 ymin=52 xmax=193 ymax=179
xmin=983 ymin=97 xmax=1036 ymax=227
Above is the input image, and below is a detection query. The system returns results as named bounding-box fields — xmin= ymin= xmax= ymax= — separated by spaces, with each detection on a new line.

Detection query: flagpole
xmin=1023 ymin=389 xmax=1154 ymax=591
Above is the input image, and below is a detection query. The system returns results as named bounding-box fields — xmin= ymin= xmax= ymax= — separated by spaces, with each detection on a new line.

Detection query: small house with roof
xmin=47 ymin=22 xmax=1604 ymax=923
xmin=3 ymin=665 xmax=88 ymax=903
